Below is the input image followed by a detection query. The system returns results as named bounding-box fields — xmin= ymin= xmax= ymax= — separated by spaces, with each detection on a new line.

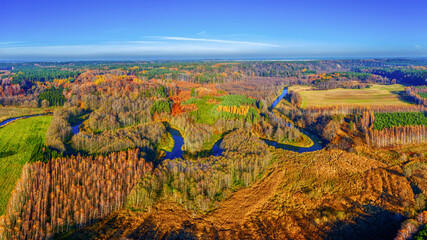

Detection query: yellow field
xmin=289 ymin=84 xmax=411 ymax=108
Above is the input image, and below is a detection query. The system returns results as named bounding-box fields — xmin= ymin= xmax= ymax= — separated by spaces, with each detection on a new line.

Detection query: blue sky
xmin=1 ymin=0 xmax=426 ymax=60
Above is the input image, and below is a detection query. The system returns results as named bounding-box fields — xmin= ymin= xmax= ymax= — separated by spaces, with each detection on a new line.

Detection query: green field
xmin=183 ymin=97 xmax=219 ymax=124
xmin=290 ymin=84 xmax=411 ymax=108
xmin=183 ymin=95 xmax=258 ymax=124
xmin=417 ymin=92 xmax=427 ymax=99
xmin=0 ymin=115 xmax=52 ymax=215
xmin=0 ymin=106 xmax=47 ymax=123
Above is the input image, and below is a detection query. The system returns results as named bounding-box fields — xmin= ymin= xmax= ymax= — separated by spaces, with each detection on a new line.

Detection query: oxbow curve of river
xmin=165 ymin=87 xmax=325 ymax=159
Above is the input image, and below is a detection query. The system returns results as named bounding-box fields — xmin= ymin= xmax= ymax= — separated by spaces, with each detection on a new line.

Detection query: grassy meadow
xmin=289 ymin=84 xmax=411 ymax=108
xmin=417 ymin=92 xmax=427 ymax=99
xmin=182 ymin=94 xmax=258 ymax=125
xmin=0 ymin=106 xmax=47 ymax=123
xmin=157 ymin=131 xmax=174 ymax=152
xmin=0 ymin=115 xmax=52 ymax=215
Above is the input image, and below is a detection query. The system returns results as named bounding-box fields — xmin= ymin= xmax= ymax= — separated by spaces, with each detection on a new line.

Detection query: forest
xmin=0 ymin=59 xmax=426 ymax=240
xmin=128 ymin=130 xmax=271 ymax=212
xmin=1 ymin=149 xmax=151 ymax=239
xmin=373 ymin=112 xmax=427 ymax=130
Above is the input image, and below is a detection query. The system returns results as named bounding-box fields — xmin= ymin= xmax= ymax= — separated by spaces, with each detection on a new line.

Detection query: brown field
xmin=289 ymin=84 xmax=411 ymax=108
xmin=218 ymin=77 xmax=285 ymax=100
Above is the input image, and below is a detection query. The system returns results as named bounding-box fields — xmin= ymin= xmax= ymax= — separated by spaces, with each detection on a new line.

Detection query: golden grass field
xmin=289 ymin=84 xmax=411 ymax=108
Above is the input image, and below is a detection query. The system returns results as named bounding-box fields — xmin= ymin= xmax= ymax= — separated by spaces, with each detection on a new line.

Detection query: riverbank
xmin=0 ymin=113 xmax=51 ymax=128
xmin=258 ymin=132 xmax=313 ymax=148
xmin=0 ymin=106 xmax=49 ymax=123
xmin=158 ymin=131 xmax=175 ymax=152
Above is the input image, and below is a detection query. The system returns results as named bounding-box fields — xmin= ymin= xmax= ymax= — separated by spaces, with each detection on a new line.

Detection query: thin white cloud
xmin=159 ymin=36 xmax=281 ymax=47
xmin=197 ymin=31 xmax=208 ymax=37
xmin=0 ymin=41 xmax=25 ymax=46
xmin=0 ymin=37 xmax=282 ymax=59
xmin=113 ymin=41 xmax=161 ymax=44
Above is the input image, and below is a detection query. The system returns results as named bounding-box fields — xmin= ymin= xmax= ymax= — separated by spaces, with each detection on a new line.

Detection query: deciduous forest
xmin=0 ymin=59 xmax=426 ymax=240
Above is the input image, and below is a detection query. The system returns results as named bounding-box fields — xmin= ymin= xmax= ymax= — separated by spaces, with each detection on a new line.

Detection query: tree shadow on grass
xmin=393 ymin=91 xmax=415 ymax=104
xmin=0 ymin=150 xmax=16 ymax=158
xmin=57 ymin=214 xmax=200 ymax=240
xmin=128 ymin=217 xmax=198 ymax=240
xmin=323 ymin=204 xmax=405 ymax=240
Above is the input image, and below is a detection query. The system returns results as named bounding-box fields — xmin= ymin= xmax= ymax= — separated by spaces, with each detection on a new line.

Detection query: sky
xmin=0 ymin=0 xmax=426 ymax=61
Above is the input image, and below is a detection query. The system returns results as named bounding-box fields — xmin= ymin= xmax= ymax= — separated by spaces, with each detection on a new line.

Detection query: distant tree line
xmin=371 ymin=68 xmax=427 ymax=86
xmin=11 ymin=69 xmax=80 ymax=84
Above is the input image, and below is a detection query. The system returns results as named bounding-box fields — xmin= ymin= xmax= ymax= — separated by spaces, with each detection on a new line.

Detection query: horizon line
xmin=0 ymin=56 xmax=426 ymax=64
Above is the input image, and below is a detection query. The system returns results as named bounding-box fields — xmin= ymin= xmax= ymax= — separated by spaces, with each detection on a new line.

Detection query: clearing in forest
xmin=290 ymin=84 xmax=411 ymax=108
xmin=0 ymin=115 xmax=52 ymax=215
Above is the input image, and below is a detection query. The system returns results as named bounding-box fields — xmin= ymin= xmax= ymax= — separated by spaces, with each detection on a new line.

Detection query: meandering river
xmin=71 ymin=123 xmax=82 ymax=134
xmin=264 ymin=87 xmax=325 ymax=153
xmin=0 ymin=87 xmax=325 ymax=160
xmin=164 ymin=128 xmax=184 ymax=160
xmin=165 ymin=87 xmax=325 ymax=159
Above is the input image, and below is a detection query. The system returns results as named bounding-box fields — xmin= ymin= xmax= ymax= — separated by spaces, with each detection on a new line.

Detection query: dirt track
xmin=205 ymin=163 xmax=284 ymax=228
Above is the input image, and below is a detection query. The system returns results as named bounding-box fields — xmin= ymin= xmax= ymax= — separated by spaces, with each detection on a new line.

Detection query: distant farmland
xmin=290 ymin=84 xmax=411 ymax=108
xmin=0 ymin=115 xmax=52 ymax=215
